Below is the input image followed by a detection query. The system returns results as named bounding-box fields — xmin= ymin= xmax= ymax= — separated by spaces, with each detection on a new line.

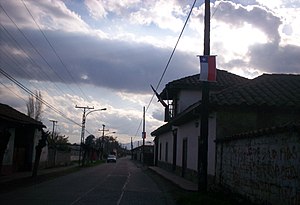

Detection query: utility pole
xmin=142 ymin=106 xmax=146 ymax=165
xmin=131 ymin=137 xmax=133 ymax=159
xmin=198 ymin=0 xmax=210 ymax=192
xmin=49 ymin=120 xmax=57 ymax=140
xmin=75 ymin=105 xmax=94 ymax=166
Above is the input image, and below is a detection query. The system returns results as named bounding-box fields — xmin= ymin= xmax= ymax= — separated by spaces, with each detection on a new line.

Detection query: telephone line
xmin=133 ymin=0 xmax=197 ymax=141
xmin=21 ymin=0 xmax=90 ymax=102
xmin=0 ymin=67 xmax=82 ymax=128
xmin=0 ymin=23 xmax=66 ymax=97
xmin=0 ymin=4 xmax=80 ymax=99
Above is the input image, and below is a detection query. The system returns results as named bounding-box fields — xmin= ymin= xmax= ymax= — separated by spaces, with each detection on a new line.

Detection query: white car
xmin=106 ymin=155 xmax=117 ymax=163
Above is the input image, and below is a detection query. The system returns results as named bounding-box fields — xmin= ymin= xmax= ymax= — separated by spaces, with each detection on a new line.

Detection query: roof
xmin=160 ymin=69 xmax=249 ymax=99
xmin=210 ymin=73 xmax=300 ymax=108
xmin=0 ymin=103 xmax=45 ymax=128
xmin=151 ymin=73 xmax=300 ymax=136
xmin=216 ymin=122 xmax=300 ymax=143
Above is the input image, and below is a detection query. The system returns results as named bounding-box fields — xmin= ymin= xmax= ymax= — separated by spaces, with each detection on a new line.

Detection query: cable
xmin=0 ymin=81 xmax=27 ymax=103
xmin=133 ymin=0 xmax=197 ymax=140
xmin=0 ymin=23 xmax=65 ymax=98
xmin=21 ymin=0 xmax=90 ymax=102
xmin=0 ymin=4 xmax=80 ymax=99
xmin=0 ymin=67 xmax=82 ymax=128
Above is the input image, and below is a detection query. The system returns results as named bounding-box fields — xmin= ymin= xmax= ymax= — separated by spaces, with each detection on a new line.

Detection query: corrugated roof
xmin=160 ymin=69 xmax=250 ymax=99
xmin=210 ymin=73 xmax=300 ymax=108
xmin=0 ymin=103 xmax=45 ymax=127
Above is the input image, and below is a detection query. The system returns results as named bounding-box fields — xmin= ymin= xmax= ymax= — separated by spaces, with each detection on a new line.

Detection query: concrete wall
xmin=177 ymin=90 xmax=201 ymax=114
xmin=157 ymin=132 xmax=173 ymax=163
xmin=216 ymin=129 xmax=300 ymax=205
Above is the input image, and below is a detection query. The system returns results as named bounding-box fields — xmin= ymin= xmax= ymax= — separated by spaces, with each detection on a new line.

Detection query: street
xmin=0 ymin=157 xmax=174 ymax=205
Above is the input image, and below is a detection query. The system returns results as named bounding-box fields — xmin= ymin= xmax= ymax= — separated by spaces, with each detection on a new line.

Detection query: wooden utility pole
xmin=49 ymin=120 xmax=57 ymax=140
xmin=198 ymin=0 xmax=210 ymax=192
xmin=142 ymin=106 xmax=146 ymax=165
xmin=75 ymin=105 xmax=94 ymax=166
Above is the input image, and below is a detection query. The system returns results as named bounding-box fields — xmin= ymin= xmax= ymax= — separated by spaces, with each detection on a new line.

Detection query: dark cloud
xmin=0 ymin=27 xmax=198 ymax=94
xmin=248 ymin=43 xmax=300 ymax=73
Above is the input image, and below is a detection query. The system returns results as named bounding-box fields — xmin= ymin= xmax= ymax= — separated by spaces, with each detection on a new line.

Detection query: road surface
xmin=0 ymin=157 xmax=174 ymax=205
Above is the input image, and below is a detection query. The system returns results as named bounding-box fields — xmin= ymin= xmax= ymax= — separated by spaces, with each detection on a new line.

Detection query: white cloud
xmin=84 ymin=0 xmax=107 ymax=20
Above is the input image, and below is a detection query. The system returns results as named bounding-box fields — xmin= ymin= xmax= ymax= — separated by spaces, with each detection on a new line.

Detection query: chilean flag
xmin=199 ymin=55 xmax=216 ymax=82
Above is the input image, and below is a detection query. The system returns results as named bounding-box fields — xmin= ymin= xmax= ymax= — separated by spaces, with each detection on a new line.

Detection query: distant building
xmin=132 ymin=145 xmax=154 ymax=166
xmin=0 ymin=103 xmax=46 ymax=175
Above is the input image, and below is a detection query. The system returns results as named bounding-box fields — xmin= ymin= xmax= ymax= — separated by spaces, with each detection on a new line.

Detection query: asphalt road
xmin=0 ymin=157 xmax=174 ymax=205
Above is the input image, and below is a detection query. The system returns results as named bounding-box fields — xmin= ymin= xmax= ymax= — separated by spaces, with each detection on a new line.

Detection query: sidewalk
xmin=0 ymin=164 xmax=78 ymax=184
xmin=149 ymin=166 xmax=198 ymax=191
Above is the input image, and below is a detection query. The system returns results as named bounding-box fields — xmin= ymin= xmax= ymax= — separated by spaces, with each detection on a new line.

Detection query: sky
xmin=1 ymin=0 xmax=299 ymax=146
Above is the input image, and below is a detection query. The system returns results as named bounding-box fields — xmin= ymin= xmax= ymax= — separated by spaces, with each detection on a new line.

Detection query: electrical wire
xmin=133 ymin=0 xmax=197 ymax=140
xmin=0 ymin=67 xmax=82 ymax=128
xmin=0 ymin=4 xmax=80 ymax=99
xmin=0 ymin=23 xmax=66 ymax=98
xmin=21 ymin=0 xmax=90 ymax=102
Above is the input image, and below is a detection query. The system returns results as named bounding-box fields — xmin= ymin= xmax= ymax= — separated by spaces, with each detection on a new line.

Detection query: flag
xmin=142 ymin=131 xmax=146 ymax=139
xmin=199 ymin=55 xmax=216 ymax=82
xmin=150 ymin=85 xmax=168 ymax=107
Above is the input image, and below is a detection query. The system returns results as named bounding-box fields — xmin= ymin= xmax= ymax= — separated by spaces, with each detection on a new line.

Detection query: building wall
xmin=177 ymin=113 xmax=216 ymax=175
xmin=216 ymin=130 xmax=300 ymax=205
xmin=177 ymin=90 xmax=201 ymax=114
xmin=176 ymin=121 xmax=198 ymax=171
xmin=157 ymin=132 xmax=173 ymax=164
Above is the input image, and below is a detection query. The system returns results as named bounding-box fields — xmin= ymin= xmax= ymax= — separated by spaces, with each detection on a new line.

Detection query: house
xmin=0 ymin=103 xmax=46 ymax=175
xmin=151 ymin=71 xmax=300 ymax=186
xmin=151 ymin=69 xmax=249 ymax=182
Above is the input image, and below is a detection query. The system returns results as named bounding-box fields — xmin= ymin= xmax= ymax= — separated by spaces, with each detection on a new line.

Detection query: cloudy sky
xmin=1 ymin=0 xmax=299 ymax=146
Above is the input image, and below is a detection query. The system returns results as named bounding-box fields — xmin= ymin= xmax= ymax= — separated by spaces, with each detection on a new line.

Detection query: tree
xmin=32 ymin=129 xmax=49 ymax=177
xmin=27 ymin=91 xmax=43 ymax=121
xmin=83 ymin=135 xmax=96 ymax=165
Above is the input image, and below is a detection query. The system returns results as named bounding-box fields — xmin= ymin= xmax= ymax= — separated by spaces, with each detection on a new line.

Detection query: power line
xmin=0 ymin=81 xmax=27 ymax=103
xmin=133 ymin=0 xmax=197 ymax=140
xmin=0 ymin=23 xmax=63 ymax=96
xmin=21 ymin=0 xmax=90 ymax=102
xmin=0 ymin=67 xmax=82 ymax=128
xmin=0 ymin=4 xmax=80 ymax=99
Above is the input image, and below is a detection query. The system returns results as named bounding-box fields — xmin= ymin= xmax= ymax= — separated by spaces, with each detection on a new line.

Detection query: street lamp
xmin=77 ymin=107 xmax=106 ymax=166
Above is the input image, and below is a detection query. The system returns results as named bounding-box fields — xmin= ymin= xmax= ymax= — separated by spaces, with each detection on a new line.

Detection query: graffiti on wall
xmin=218 ymin=133 xmax=300 ymax=205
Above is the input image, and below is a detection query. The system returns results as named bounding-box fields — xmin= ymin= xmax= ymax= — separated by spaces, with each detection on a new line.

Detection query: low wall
xmin=216 ymin=125 xmax=300 ymax=205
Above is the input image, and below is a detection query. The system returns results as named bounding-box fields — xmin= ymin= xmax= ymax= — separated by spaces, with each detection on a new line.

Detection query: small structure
xmin=132 ymin=145 xmax=154 ymax=165
xmin=0 ymin=103 xmax=46 ymax=175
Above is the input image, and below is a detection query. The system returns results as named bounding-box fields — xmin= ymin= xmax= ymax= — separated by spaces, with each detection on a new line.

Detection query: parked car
xmin=106 ymin=154 xmax=116 ymax=163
